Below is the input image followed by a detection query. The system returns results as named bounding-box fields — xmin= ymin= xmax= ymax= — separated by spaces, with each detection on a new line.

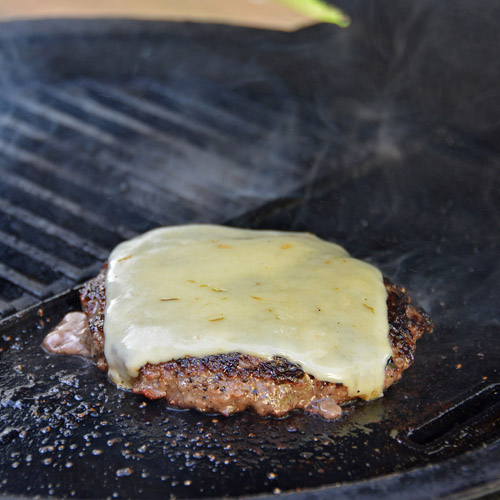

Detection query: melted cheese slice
xmin=104 ymin=225 xmax=391 ymax=399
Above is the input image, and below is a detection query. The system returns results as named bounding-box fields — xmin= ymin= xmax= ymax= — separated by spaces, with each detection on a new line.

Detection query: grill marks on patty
xmin=77 ymin=266 xmax=433 ymax=419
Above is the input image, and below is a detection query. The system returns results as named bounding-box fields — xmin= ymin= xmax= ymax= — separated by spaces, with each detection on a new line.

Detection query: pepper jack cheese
xmin=104 ymin=225 xmax=391 ymax=399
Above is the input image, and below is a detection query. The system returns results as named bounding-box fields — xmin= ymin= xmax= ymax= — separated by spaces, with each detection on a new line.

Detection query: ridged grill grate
xmin=0 ymin=77 xmax=328 ymax=317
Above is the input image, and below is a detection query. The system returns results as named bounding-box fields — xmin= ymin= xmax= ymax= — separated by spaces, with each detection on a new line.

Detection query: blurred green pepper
xmin=274 ymin=0 xmax=350 ymax=28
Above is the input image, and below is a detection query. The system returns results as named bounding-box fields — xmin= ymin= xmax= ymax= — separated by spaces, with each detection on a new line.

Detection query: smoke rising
xmin=0 ymin=4 xmax=499 ymax=331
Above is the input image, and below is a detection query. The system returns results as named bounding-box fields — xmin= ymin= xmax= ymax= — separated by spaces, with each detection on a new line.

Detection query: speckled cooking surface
xmin=1 ymin=293 xmax=488 ymax=500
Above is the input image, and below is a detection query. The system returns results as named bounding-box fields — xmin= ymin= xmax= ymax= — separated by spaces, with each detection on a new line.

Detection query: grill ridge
xmin=0 ymin=197 xmax=108 ymax=260
xmin=0 ymin=77 xmax=325 ymax=318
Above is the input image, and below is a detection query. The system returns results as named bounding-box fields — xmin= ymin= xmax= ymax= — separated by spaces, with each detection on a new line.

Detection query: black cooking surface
xmin=1 ymin=1 xmax=500 ymax=498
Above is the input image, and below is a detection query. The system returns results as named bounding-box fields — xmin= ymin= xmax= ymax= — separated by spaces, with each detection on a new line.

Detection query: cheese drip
xmin=104 ymin=225 xmax=391 ymax=399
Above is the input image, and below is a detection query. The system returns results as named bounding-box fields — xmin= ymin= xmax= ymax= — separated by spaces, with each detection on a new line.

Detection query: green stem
xmin=274 ymin=0 xmax=350 ymax=28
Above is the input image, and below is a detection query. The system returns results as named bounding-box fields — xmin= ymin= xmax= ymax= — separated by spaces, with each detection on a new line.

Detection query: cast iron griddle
xmin=1 ymin=1 xmax=500 ymax=497
xmin=1 ymin=146 xmax=500 ymax=499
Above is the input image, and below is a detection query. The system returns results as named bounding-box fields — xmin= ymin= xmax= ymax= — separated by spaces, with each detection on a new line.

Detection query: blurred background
xmin=0 ymin=0 xmax=316 ymax=30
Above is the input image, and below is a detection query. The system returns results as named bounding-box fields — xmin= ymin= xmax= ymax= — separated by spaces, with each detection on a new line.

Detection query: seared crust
xmin=79 ymin=265 xmax=108 ymax=371
xmin=135 ymin=358 xmax=349 ymax=418
xmin=384 ymin=277 xmax=432 ymax=387
xmin=79 ymin=268 xmax=433 ymax=417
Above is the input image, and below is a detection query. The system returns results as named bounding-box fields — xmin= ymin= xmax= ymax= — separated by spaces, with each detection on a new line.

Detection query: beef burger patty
xmin=76 ymin=266 xmax=432 ymax=419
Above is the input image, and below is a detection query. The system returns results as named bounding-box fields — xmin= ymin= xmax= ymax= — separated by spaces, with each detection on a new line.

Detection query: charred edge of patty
xmin=79 ymin=267 xmax=433 ymax=392
xmin=384 ymin=277 xmax=433 ymax=386
xmin=133 ymin=359 xmax=348 ymax=418
xmin=79 ymin=265 xmax=107 ymax=371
